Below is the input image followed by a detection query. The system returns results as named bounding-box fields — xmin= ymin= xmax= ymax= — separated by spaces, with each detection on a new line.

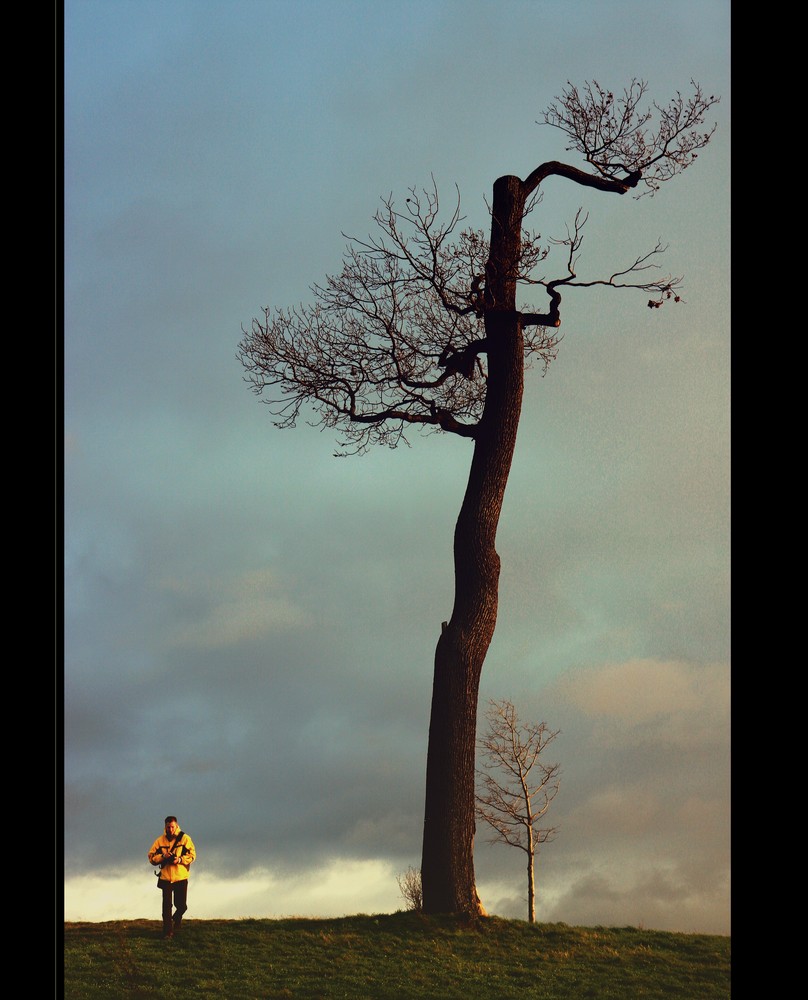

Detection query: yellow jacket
xmin=148 ymin=831 xmax=196 ymax=883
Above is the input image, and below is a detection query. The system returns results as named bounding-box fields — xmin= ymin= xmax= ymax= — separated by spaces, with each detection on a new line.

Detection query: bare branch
xmin=239 ymin=80 xmax=717 ymax=458
xmin=395 ymin=866 xmax=423 ymax=912
xmin=238 ymin=185 xmax=562 ymax=454
xmin=475 ymin=698 xmax=561 ymax=922
xmin=522 ymin=211 xmax=684 ymax=323
xmin=539 ymin=78 xmax=719 ymax=197
xmin=237 ymin=186 xmax=493 ymax=454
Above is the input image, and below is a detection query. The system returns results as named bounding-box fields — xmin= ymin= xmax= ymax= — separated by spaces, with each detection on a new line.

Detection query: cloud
xmin=539 ymin=861 xmax=730 ymax=935
xmin=473 ymin=656 xmax=730 ymax=933
xmin=160 ymin=568 xmax=310 ymax=648
xmin=64 ymin=859 xmax=404 ymax=923
xmin=574 ymin=785 xmax=662 ymax=836
xmin=548 ymin=658 xmax=729 ymax=748
xmin=167 ymin=596 xmax=304 ymax=647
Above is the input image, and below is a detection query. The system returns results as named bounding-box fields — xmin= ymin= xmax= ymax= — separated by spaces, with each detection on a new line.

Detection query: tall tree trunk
xmin=421 ymin=176 xmax=527 ymax=915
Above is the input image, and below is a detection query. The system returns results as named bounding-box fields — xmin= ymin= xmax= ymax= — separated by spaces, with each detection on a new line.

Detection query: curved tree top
xmin=239 ymin=79 xmax=718 ymax=455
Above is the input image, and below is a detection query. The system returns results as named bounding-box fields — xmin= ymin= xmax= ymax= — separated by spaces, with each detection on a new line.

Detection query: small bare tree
xmin=396 ymin=866 xmax=423 ymax=912
xmin=476 ymin=699 xmax=561 ymax=923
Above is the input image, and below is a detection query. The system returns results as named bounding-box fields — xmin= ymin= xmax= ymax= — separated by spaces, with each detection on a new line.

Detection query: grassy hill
xmin=63 ymin=911 xmax=730 ymax=999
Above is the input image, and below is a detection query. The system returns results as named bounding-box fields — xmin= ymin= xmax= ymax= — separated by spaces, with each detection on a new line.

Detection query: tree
xmin=238 ymin=79 xmax=719 ymax=917
xmin=396 ymin=865 xmax=423 ymax=913
xmin=476 ymin=699 xmax=561 ymax=924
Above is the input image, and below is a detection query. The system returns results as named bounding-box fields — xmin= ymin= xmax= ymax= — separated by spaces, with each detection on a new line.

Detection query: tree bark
xmin=421 ymin=176 xmax=527 ymax=915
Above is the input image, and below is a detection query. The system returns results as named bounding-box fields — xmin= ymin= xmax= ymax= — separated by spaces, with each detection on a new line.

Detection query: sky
xmin=62 ymin=0 xmax=730 ymax=934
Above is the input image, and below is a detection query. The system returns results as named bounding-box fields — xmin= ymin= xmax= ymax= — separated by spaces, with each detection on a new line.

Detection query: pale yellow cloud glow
xmin=64 ymin=859 xmax=402 ymax=923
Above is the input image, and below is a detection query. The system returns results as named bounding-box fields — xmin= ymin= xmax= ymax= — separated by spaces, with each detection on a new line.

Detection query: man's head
xmin=164 ymin=816 xmax=180 ymax=837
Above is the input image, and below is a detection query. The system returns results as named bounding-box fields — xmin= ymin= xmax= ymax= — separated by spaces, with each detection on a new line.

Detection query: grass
xmin=63 ymin=912 xmax=730 ymax=999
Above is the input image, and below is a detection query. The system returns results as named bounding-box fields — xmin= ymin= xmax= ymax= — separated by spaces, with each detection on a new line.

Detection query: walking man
xmin=148 ymin=815 xmax=196 ymax=938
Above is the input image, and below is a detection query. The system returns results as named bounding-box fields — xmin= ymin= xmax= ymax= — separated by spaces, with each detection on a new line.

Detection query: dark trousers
xmin=160 ymin=880 xmax=189 ymax=931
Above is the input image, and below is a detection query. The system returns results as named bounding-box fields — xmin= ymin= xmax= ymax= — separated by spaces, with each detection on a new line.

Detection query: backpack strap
xmin=157 ymin=830 xmax=186 ymax=870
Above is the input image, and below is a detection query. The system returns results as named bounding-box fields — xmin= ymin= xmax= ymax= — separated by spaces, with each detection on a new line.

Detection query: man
xmin=148 ymin=815 xmax=196 ymax=939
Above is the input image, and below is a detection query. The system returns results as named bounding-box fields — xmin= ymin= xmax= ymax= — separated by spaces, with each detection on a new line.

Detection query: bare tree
xmin=238 ymin=79 xmax=719 ymax=917
xmin=476 ymin=699 xmax=561 ymax=924
xmin=396 ymin=866 xmax=423 ymax=913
